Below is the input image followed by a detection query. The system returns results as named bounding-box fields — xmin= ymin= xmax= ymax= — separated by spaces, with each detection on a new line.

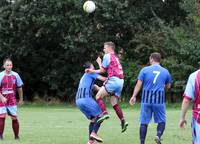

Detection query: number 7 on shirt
xmin=153 ymin=71 xmax=160 ymax=84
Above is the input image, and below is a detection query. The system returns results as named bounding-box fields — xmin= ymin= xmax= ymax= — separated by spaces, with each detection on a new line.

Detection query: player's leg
xmin=76 ymin=99 xmax=103 ymax=143
xmin=88 ymin=99 xmax=103 ymax=142
xmin=140 ymin=124 xmax=148 ymax=144
xmin=90 ymin=117 xmax=103 ymax=143
xmin=96 ymin=86 xmax=110 ymax=123
xmin=7 ymin=106 xmax=19 ymax=139
xmin=11 ymin=117 xmax=19 ymax=139
xmin=153 ymin=104 xmax=166 ymax=144
xmin=110 ymin=96 xmax=128 ymax=132
xmin=140 ymin=104 xmax=152 ymax=144
xmin=110 ymin=78 xmax=128 ymax=132
xmin=0 ymin=106 xmax=6 ymax=140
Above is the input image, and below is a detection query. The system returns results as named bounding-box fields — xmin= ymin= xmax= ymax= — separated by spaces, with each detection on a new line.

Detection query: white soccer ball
xmin=83 ymin=1 xmax=96 ymax=13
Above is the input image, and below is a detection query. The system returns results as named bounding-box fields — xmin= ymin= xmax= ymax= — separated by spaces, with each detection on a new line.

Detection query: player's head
xmin=149 ymin=52 xmax=161 ymax=64
xmin=83 ymin=62 xmax=94 ymax=69
xmin=103 ymin=41 xmax=115 ymax=54
xmin=3 ymin=57 xmax=13 ymax=72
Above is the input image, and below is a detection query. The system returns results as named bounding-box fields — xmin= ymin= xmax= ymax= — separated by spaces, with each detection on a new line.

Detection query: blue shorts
xmin=76 ymin=98 xmax=101 ymax=120
xmin=104 ymin=77 xmax=124 ymax=97
xmin=0 ymin=105 xmax=17 ymax=117
xmin=140 ymin=103 xmax=166 ymax=124
xmin=192 ymin=118 xmax=200 ymax=144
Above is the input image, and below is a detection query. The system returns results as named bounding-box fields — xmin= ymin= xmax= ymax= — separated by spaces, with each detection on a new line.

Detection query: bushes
xmin=0 ymin=0 xmax=196 ymax=103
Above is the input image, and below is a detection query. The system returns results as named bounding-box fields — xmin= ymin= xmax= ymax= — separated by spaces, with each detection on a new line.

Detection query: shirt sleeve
xmin=183 ymin=74 xmax=195 ymax=100
xmin=137 ymin=68 xmax=145 ymax=82
xmin=0 ymin=72 xmax=4 ymax=87
xmin=90 ymin=73 xmax=100 ymax=80
xmin=15 ymin=73 xmax=23 ymax=87
xmin=102 ymin=54 xmax=110 ymax=69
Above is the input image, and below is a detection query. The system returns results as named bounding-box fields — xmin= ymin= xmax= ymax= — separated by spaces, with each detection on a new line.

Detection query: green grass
xmin=1 ymin=105 xmax=192 ymax=144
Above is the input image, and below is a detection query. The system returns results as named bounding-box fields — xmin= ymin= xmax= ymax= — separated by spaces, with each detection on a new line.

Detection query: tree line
xmin=0 ymin=0 xmax=199 ymax=103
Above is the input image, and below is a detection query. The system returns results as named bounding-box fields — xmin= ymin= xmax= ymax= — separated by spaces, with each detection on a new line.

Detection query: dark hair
xmin=83 ymin=62 xmax=92 ymax=69
xmin=104 ymin=41 xmax=115 ymax=50
xmin=150 ymin=52 xmax=161 ymax=62
xmin=3 ymin=57 xmax=12 ymax=64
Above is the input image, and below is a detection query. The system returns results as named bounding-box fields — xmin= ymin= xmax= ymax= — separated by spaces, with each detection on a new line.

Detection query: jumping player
xmin=0 ymin=58 xmax=23 ymax=140
xmin=86 ymin=42 xmax=128 ymax=133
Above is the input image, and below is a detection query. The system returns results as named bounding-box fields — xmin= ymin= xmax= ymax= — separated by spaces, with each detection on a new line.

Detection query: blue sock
xmin=93 ymin=122 xmax=101 ymax=133
xmin=140 ymin=124 xmax=148 ymax=144
xmin=157 ymin=122 xmax=165 ymax=139
xmin=89 ymin=122 xmax=94 ymax=138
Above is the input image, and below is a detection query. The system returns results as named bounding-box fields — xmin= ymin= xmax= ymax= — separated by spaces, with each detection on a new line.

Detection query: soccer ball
xmin=83 ymin=1 xmax=96 ymax=13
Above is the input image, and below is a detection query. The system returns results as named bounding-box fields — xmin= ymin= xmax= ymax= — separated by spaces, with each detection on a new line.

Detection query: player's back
xmin=140 ymin=64 xmax=171 ymax=104
xmin=76 ymin=73 xmax=99 ymax=100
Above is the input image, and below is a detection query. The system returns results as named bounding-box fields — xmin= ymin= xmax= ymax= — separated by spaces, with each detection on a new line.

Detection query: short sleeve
xmin=90 ymin=73 xmax=100 ymax=80
xmin=0 ymin=72 xmax=4 ymax=86
xmin=138 ymin=68 xmax=145 ymax=82
xmin=183 ymin=74 xmax=195 ymax=100
xmin=15 ymin=73 xmax=23 ymax=87
xmin=102 ymin=54 xmax=110 ymax=69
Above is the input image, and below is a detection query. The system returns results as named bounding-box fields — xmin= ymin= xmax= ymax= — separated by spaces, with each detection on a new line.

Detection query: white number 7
xmin=153 ymin=71 xmax=160 ymax=84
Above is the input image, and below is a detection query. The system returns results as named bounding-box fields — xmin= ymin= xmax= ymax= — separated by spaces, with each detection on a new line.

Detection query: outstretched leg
xmin=110 ymin=96 xmax=128 ymax=133
xmin=96 ymin=87 xmax=110 ymax=123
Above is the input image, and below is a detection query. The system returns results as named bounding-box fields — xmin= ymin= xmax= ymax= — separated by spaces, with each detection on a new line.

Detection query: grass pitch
xmin=0 ymin=104 xmax=192 ymax=144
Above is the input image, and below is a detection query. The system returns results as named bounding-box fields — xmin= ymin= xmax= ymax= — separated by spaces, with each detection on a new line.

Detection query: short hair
xmin=150 ymin=52 xmax=161 ymax=62
xmin=83 ymin=62 xmax=92 ymax=69
xmin=104 ymin=41 xmax=115 ymax=50
xmin=3 ymin=57 xmax=12 ymax=65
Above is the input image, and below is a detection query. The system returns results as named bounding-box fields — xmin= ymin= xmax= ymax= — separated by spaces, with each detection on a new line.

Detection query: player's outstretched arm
xmin=129 ymin=80 xmax=142 ymax=106
xmin=179 ymin=97 xmax=190 ymax=128
xmin=97 ymin=75 xmax=106 ymax=82
xmin=85 ymin=67 xmax=106 ymax=74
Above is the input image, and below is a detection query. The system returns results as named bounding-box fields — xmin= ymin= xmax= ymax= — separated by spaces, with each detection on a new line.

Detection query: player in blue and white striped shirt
xmin=129 ymin=52 xmax=172 ymax=144
xmin=76 ymin=62 xmax=106 ymax=144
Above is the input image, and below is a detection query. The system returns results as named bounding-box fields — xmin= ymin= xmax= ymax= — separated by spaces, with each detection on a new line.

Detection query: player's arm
xmin=93 ymin=84 xmax=101 ymax=92
xmin=17 ymin=87 xmax=24 ymax=106
xmin=129 ymin=80 xmax=142 ymax=105
xmin=165 ymin=72 xmax=172 ymax=90
xmin=96 ymin=56 xmax=102 ymax=68
xmin=179 ymin=97 xmax=190 ymax=128
xmin=85 ymin=67 xmax=106 ymax=74
xmin=96 ymin=75 xmax=106 ymax=82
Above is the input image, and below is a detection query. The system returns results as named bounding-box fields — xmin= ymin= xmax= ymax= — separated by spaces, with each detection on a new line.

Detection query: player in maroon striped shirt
xmin=0 ymin=58 xmax=23 ymax=140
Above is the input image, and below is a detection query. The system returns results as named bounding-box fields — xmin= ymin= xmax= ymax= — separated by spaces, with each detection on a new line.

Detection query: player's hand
xmin=96 ymin=56 xmax=102 ymax=66
xmin=179 ymin=118 xmax=187 ymax=128
xmin=0 ymin=96 xmax=7 ymax=104
xmin=129 ymin=96 xmax=136 ymax=106
xmin=85 ymin=68 xmax=93 ymax=73
xmin=18 ymin=99 xmax=24 ymax=106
